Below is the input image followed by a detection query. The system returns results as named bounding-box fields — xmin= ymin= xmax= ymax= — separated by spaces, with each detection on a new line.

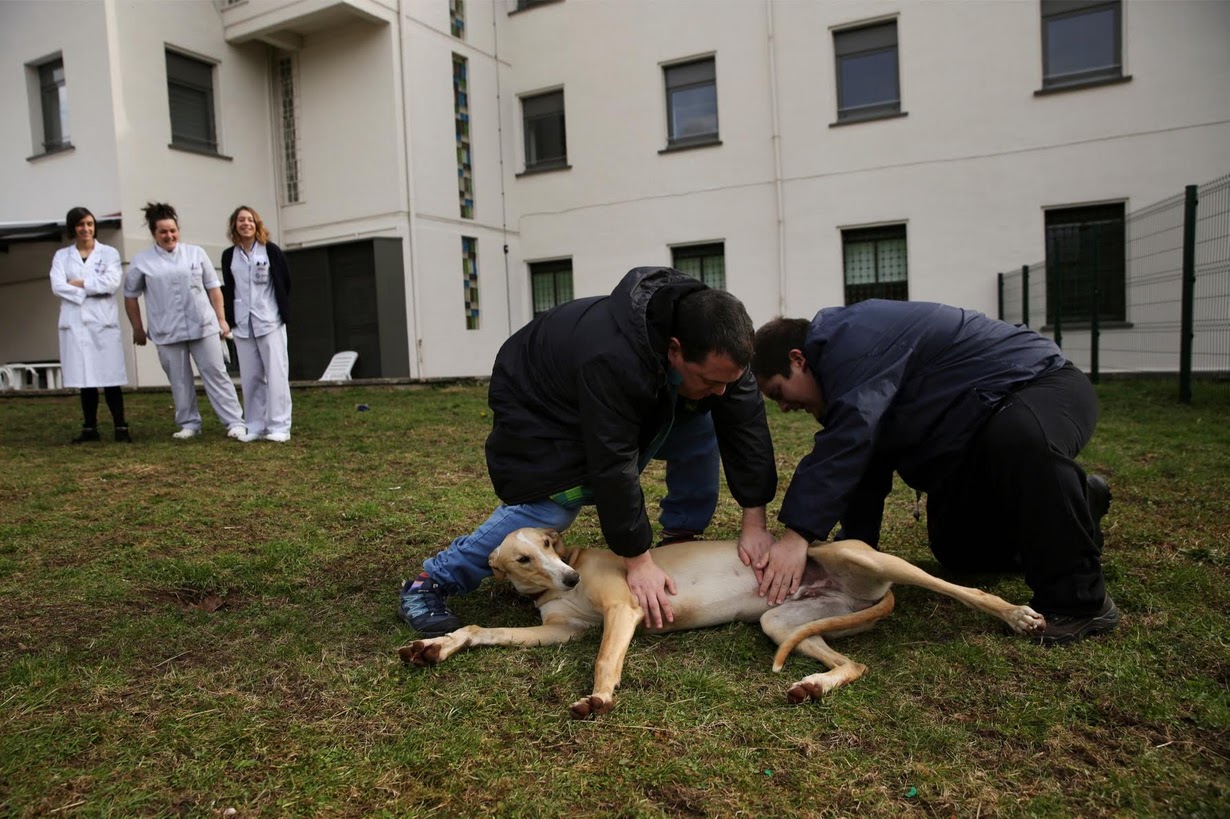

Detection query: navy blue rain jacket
xmin=779 ymin=300 xmax=1066 ymax=545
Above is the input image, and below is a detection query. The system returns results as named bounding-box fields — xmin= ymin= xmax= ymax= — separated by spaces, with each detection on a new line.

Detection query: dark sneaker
xmin=71 ymin=427 xmax=100 ymax=444
xmin=1036 ymin=596 xmax=1119 ymax=645
xmin=658 ymin=528 xmax=702 ymax=547
xmin=114 ymin=425 xmax=132 ymax=443
xmin=398 ymin=575 xmax=461 ymax=637
xmin=1086 ymin=474 xmax=1112 ymax=529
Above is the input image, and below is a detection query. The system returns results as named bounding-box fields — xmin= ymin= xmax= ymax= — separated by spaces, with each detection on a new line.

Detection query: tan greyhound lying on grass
xmin=399 ymin=527 xmax=1046 ymax=718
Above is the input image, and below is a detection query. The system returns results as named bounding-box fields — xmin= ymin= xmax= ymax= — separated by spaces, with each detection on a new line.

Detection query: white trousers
xmin=156 ymin=336 xmax=245 ymax=431
xmin=234 ymin=325 xmax=292 ymax=436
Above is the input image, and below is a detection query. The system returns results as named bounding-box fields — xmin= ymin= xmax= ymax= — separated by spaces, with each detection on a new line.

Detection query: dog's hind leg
xmin=760 ymin=598 xmax=883 ymax=702
xmin=814 ymin=540 xmax=1046 ymax=635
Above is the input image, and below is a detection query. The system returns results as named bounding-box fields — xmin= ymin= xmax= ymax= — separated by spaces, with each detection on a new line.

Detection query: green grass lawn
xmin=2 ymin=380 xmax=1227 ymax=817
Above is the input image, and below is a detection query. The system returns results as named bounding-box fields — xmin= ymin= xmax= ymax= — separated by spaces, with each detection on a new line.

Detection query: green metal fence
xmin=997 ymin=174 xmax=1230 ymax=403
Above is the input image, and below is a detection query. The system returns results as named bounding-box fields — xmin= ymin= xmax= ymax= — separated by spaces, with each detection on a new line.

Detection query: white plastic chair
xmin=319 ymin=351 xmax=359 ymax=381
xmin=0 ymin=365 xmax=13 ymax=390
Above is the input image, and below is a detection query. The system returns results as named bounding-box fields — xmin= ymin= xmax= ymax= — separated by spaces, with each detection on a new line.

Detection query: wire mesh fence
xmin=997 ymin=174 xmax=1230 ymax=403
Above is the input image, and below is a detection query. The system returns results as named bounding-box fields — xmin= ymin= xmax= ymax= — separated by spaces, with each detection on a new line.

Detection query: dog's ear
xmin=489 ymin=546 xmax=506 ymax=580
xmin=542 ymin=528 xmax=563 ymax=553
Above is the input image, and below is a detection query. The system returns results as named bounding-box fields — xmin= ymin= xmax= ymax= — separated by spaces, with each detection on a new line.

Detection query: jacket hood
xmin=609 ymin=266 xmax=706 ymax=375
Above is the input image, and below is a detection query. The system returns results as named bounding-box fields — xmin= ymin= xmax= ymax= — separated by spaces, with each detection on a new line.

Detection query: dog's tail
xmin=771 ymin=590 xmax=895 ymax=672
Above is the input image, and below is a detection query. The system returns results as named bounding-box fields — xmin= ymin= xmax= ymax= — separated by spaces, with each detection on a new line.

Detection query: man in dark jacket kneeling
xmin=400 ymin=267 xmax=779 ymax=637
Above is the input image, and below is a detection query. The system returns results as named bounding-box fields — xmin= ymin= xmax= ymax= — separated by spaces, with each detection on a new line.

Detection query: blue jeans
xmin=424 ymin=412 xmax=721 ymax=596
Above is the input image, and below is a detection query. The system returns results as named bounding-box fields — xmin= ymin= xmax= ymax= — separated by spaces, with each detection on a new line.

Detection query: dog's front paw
xmin=786 ymin=680 xmax=823 ymax=705
xmin=1006 ymin=605 xmax=1047 ymax=635
xmin=399 ymin=639 xmax=444 ymax=666
xmin=569 ymin=694 xmax=614 ymax=719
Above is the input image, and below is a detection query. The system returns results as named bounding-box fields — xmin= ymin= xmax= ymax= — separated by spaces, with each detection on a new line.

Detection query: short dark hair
xmin=674 ymin=288 xmax=754 ymax=366
xmin=141 ymin=202 xmax=179 ymax=234
xmin=751 ymin=317 xmax=810 ymax=379
xmin=65 ymin=206 xmax=94 ymax=240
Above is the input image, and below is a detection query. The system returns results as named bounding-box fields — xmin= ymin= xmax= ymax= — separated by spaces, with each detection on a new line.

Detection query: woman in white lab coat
xmin=122 ymin=202 xmax=246 ymax=440
xmin=49 ymin=206 xmax=130 ymax=443
xmin=221 ymin=205 xmax=293 ymax=442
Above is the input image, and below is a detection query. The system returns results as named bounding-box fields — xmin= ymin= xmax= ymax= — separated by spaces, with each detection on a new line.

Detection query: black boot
xmin=114 ymin=425 xmax=132 ymax=443
xmin=72 ymin=427 xmax=101 ymax=444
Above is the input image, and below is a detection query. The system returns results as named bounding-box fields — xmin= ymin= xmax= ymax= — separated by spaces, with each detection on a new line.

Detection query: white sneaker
xmin=226 ymin=426 xmax=248 ymax=440
xmin=237 ymin=432 xmax=263 ymax=443
xmin=172 ymin=427 xmax=200 ymax=440
xmin=264 ymin=432 xmax=291 ymax=443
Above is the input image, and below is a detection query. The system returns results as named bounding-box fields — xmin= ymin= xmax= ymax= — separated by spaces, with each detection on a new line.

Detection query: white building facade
xmin=2 ymin=0 xmax=1228 ymax=384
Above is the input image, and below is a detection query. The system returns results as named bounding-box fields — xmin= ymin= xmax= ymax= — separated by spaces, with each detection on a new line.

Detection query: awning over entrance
xmin=0 ymin=214 xmax=121 ymax=249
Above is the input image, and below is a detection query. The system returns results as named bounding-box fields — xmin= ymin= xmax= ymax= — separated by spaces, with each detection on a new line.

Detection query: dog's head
xmin=489 ymin=528 xmax=580 ymax=601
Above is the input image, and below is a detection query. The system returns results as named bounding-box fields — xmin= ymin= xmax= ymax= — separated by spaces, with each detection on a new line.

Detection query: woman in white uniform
xmin=221 ymin=205 xmax=293 ymax=442
xmin=49 ymin=206 xmax=130 ymax=443
xmin=122 ymin=202 xmax=246 ymax=440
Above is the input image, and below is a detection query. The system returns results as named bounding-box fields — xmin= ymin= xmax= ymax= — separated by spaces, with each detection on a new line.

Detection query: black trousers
xmin=80 ymin=387 xmax=126 ymax=428
xmin=925 ymin=363 xmax=1106 ymax=615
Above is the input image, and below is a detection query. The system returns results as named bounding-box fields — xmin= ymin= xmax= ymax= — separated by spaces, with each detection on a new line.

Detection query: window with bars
xmin=453 ymin=54 xmax=474 ymax=219
xmin=834 ymin=21 xmax=901 ymax=123
xmin=842 ymin=225 xmax=908 ymax=305
xmin=522 ymin=90 xmax=567 ymax=171
xmin=672 ymin=243 xmax=726 ymax=290
xmin=1041 ymin=0 xmax=1122 ymax=90
xmin=166 ymin=50 xmax=217 ymax=152
xmin=450 ymin=0 xmax=465 ymax=38
xmin=530 ymin=259 xmax=574 ymax=317
xmin=277 ymin=54 xmax=302 ymax=203
xmin=664 ymin=58 xmax=718 ymax=147
xmin=463 ymin=236 xmax=480 ymax=329
xmin=1045 ymin=203 xmax=1126 ymax=324
xmin=34 ymin=58 xmax=70 ymax=152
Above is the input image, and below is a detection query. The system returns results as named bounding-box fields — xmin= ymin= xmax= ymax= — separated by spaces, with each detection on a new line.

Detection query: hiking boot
xmin=1036 ymin=595 xmax=1120 ymax=645
xmin=399 ymin=575 xmax=461 ymax=637
xmin=658 ymin=528 xmax=702 ymax=547
xmin=114 ymin=425 xmax=132 ymax=443
xmin=71 ymin=427 xmax=100 ymax=444
xmin=1087 ymin=474 xmax=1112 ymax=530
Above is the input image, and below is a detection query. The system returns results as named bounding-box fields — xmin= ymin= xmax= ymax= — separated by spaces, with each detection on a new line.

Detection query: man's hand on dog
xmin=756 ymin=530 xmax=809 ymax=606
xmin=624 ymin=551 xmax=677 ymax=629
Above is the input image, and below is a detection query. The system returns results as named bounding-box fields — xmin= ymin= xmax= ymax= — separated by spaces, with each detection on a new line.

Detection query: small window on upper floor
xmin=450 ymin=0 xmax=465 ymax=38
xmin=664 ymin=57 xmax=719 ymax=149
xmin=1040 ymin=0 xmax=1124 ymax=91
xmin=842 ymin=225 xmax=908 ymax=305
xmin=672 ymin=242 xmax=726 ymax=290
xmin=833 ymin=20 xmax=901 ymax=124
xmin=26 ymin=55 xmax=71 ymax=157
xmin=522 ymin=90 xmax=568 ymax=172
xmin=166 ymin=50 xmax=218 ymax=153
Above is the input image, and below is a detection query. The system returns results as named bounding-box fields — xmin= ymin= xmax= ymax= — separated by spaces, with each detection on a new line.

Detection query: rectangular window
xmin=530 ymin=259 xmax=574 ymax=317
xmin=1045 ymin=203 xmax=1126 ymax=324
xmin=450 ymin=0 xmax=465 ymax=38
xmin=842 ymin=225 xmax=908 ymax=305
xmin=453 ymin=54 xmax=474 ymax=219
xmin=463 ymin=236 xmax=480 ymax=330
xmin=522 ymin=90 xmax=567 ymax=171
xmin=166 ymin=50 xmax=217 ymax=152
xmin=834 ymin=21 xmax=900 ymax=122
xmin=1041 ymin=0 xmax=1122 ymax=89
xmin=277 ymin=54 xmax=302 ymax=204
xmin=664 ymin=57 xmax=718 ymax=147
xmin=37 ymin=58 xmax=70 ymax=151
xmin=672 ymin=243 xmax=726 ymax=290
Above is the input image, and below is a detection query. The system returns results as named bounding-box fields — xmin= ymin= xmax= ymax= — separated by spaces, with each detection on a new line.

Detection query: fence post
xmin=1090 ymin=223 xmax=1101 ymax=384
xmin=1179 ymin=184 xmax=1199 ymax=404
xmin=1021 ymin=265 xmax=1030 ymax=328
xmin=1053 ymin=256 xmax=1063 ymax=350
xmin=997 ymin=272 xmax=1004 ymax=320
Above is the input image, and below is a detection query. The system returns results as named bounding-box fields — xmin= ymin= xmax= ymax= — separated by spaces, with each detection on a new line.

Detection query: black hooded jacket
xmin=485 ymin=267 xmax=777 ymax=558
